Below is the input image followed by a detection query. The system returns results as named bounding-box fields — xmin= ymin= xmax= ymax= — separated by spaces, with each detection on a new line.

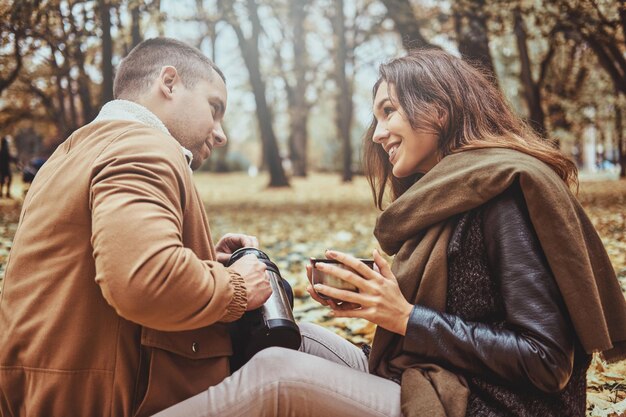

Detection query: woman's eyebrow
xmin=374 ymin=98 xmax=391 ymax=112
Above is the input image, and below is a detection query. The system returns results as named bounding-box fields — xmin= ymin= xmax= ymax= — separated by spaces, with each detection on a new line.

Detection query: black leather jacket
xmin=403 ymin=189 xmax=576 ymax=393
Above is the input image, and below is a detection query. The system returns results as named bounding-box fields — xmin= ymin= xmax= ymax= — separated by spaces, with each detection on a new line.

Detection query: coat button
xmin=192 ymin=342 xmax=198 ymax=353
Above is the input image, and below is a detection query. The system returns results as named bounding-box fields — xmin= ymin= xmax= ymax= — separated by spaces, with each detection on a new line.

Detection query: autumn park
xmin=0 ymin=0 xmax=625 ymax=416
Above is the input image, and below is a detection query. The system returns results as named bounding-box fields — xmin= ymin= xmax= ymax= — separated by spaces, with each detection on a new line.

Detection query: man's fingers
xmin=248 ymin=236 xmax=259 ymax=248
xmin=239 ymin=234 xmax=258 ymax=248
xmin=216 ymin=253 xmax=231 ymax=264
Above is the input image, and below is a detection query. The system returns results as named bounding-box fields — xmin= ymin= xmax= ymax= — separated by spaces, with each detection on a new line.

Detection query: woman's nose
xmin=372 ymin=122 xmax=389 ymax=144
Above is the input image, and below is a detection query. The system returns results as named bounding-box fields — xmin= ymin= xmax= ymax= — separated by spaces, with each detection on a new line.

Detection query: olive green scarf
xmin=370 ymin=148 xmax=626 ymax=417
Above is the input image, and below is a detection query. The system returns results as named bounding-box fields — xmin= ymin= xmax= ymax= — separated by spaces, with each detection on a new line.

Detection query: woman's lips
xmin=388 ymin=143 xmax=399 ymax=163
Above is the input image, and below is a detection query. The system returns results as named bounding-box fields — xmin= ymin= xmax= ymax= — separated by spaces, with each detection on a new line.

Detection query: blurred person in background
xmin=0 ymin=135 xmax=19 ymax=198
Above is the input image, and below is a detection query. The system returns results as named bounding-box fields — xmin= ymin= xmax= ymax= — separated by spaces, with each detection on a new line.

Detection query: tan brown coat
xmin=0 ymin=120 xmax=247 ymax=416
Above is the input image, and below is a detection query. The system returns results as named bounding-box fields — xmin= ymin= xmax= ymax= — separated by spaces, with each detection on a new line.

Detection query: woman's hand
xmin=305 ymin=263 xmax=360 ymax=310
xmin=312 ymin=249 xmax=414 ymax=336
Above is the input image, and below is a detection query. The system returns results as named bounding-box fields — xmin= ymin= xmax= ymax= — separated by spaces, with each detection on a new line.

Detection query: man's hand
xmin=228 ymin=253 xmax=271 ymax=311
xmin=215 ymin=233 xmax=259 ymax=264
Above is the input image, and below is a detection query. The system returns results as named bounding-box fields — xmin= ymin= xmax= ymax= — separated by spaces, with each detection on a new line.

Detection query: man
xmin=0 ymin=38 xmax=272 ymax=416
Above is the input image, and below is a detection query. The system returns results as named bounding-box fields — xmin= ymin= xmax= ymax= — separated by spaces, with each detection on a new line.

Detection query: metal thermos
xmin=226 ymin=247 xmax=301 ymax=371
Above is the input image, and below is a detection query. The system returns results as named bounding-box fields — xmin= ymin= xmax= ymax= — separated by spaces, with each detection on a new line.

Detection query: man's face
xmin=166 ymin=69 xmax=228 ymax=170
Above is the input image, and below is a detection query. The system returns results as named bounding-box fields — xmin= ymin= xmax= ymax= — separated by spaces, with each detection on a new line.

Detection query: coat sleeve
xmin=402 ymin=187 xmax=575 ymax=393
xmin=89 ymin=129 xmax=247 ymax=331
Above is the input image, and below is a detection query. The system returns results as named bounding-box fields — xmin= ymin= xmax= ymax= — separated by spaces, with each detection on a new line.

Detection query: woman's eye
xmin=383 ymin=106 xmax=394 ymax=116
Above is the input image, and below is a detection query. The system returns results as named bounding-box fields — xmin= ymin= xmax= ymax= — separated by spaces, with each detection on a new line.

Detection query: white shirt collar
xmin=94 ymin=99 xmax=194 ymax=169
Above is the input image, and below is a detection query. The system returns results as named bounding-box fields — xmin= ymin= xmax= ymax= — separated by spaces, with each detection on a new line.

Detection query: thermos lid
xmin=226 ymin=247 xmax=280 ymax=275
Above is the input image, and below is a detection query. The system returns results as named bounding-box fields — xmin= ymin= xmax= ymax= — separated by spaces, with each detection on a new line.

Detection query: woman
xmin=309 ymin=50 xmax=626 ymax=417
xmin=155 ymin=50 xmax=625 ymax=417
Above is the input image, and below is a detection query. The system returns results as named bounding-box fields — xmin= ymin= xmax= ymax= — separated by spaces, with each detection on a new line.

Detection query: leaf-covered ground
xmin=0 ymin=173 xmax=624 ymax=416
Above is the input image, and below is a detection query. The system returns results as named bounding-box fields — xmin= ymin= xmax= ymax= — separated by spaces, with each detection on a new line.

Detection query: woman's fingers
xmin=330 ymin=306 xmax=372 ymax=320
xmin=373 ymin=249 xmax=394 ymax=281
xmin=306 ymin=284 xmax=329 ymax=306
xmin=306 ymin=263 xmax=313 ymax=284
xmin=313 ymin=283 xmax=366 ymax=305
xmin=314 ymin=262 xmax=374 ymax=292
xmin=325 ymin=250 xmax=377 ymax=280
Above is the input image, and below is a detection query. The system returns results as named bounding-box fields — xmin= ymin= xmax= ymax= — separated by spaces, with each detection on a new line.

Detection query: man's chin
xmin=190 ymin=159 xmax=203 ymax=170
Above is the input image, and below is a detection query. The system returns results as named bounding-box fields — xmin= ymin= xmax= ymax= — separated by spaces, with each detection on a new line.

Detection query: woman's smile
xmin=387 ymin=142 xmax=401 ymax=164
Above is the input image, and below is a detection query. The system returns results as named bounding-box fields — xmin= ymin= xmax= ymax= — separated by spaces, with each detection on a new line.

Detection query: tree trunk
xmin=153 ymin=0 xmax=166 ymax=37
xmin=223 ymin=0 xmax=289 ymax=187
xmin=332 ymin=0 xmax=353 ymax=182
xmin=288 ymin=0 xmax=309 ymax=177
xmin=616 ymin=94 xmax=626 ymax=178
xmin=379 ymin=0 xmax=437 ymax=50
xmin=66 ymin=76 xmax=80 ymax=132
xmin=47 ymin=42 xmax=69 ymax=136
xmin=131 ymin=2 xmax=142 ymax=48
xmin=583 ymin=33 xmax=626 ymax=96
xmin=621 ymin=0 xmax=626 ymax=44
xmin=99 ymin=0 xmax=114 ymax=104
xmin=514 ymin=8 xmax=546 ymax=137
xmin=69 ymin=8 xmax=95 ymax=124
xmin=454 ymin=0 xmax=498 ymax=84
xmin=0 ymin=34 xmax=22 ymax=95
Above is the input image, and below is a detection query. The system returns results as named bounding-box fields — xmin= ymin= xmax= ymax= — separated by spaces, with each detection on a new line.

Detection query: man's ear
xmin=158 ymin=66 xmax=180 ymax=98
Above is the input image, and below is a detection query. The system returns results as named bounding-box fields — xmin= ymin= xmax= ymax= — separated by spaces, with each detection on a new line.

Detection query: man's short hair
xmin=113 ymin=37 xmax=225 ymax=100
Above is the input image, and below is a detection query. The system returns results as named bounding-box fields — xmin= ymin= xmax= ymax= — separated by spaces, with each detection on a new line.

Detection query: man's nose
xmin=213 ymin=123 xmax=227 ymax=147
xmin=372 ymin=122 xmax=389 ymax=144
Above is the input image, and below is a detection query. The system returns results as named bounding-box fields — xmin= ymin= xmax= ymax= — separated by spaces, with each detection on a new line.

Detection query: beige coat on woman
xmin=0 ymin=113 xmax=247 ymax=416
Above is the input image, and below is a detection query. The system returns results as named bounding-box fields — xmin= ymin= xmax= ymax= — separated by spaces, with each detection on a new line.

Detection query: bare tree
xmin=616 ymin=92 xmax=625 ymax=177
xmin=98 ymin=0 xmax=114 ymax=105
xmin=554 ymin=0 xmax=626 ymax=96
xmin=332 ymin=0 xmax=353 ymax=182
xmin=286 ymin=0 xmax=311 ymax=177
xmin=454 ymin=0 xmax=498 ymax=83
xmin=130 ymin=0 xmax=142 ymax=48
xmin=0 ymin=2 xmax=42 ymax=96
xmin=513 ymin=7 xmax=550 ymax=136
xmin=193 ymin=0 xmax=231 ymax=172
xmin=379 ymin=0 xmax=437 ymax=49
xmin=219 ymin=0 xmax=289 ymax=187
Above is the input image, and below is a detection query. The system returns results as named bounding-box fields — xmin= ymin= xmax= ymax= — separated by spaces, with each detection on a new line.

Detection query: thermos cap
xmin=226 ymin=247 xmax=280 ymax=275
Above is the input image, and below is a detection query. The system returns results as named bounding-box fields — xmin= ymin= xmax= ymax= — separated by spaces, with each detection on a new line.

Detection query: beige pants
xmin=153 ymin=322 xmax=402 ymax=417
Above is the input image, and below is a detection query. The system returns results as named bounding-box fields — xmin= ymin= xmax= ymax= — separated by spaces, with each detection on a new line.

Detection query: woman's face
xmin=371 ymin=81 xmax=440 ymax=178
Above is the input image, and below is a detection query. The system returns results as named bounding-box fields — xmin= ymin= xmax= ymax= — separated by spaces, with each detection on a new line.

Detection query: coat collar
xmin=94 ymin=99 xmax=193 ymax=168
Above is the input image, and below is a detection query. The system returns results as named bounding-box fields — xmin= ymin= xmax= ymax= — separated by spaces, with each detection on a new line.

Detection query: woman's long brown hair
xmin=363 ymin=49 xmax=578 ymax=210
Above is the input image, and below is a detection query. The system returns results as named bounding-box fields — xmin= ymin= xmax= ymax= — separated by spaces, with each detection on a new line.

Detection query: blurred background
xmin=1 ymin=2 xmax=625 ymax=414
xmin=0 ymin=0 xmax=624 ymax=186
